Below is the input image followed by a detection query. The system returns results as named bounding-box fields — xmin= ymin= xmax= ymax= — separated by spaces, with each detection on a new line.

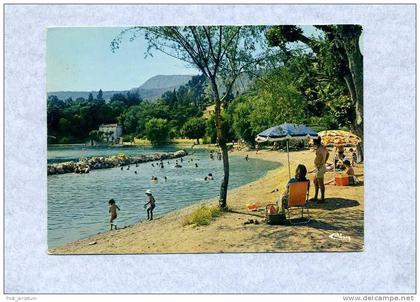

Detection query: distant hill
xmin=47 ymin=90 xmax=127 ymax=101
xmin=48 ymin=74 xmax=195 ymax=101
xmin=136 ymin=74 xmax=194 ymax=90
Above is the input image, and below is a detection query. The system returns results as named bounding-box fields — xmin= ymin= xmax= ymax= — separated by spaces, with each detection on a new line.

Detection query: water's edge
xmin=48 ymin=156 xmax=282 ymax=251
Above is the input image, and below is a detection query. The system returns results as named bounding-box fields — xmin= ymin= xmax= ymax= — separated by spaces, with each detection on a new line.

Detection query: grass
xmin=182 ymin=205 xmax=224 ymax=226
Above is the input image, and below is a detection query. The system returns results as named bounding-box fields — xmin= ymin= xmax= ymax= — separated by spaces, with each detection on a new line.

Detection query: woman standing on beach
xmin=312 ymin=137 xmax=329 ymax=203
xmin=144 ymin=190 xmax=156 ymax=220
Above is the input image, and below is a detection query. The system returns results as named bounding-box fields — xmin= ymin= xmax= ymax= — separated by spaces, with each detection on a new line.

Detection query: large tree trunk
xmin=211 ymin=79 xmax=229 ymax=209
xmin=344 ymin=35 xmax=364 ymax=162
xmin=219 ymin=142 xmax=229 ymax=208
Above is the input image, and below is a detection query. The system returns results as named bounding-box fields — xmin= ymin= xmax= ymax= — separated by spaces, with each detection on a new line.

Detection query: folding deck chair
xmin=282 ymin=180 xmax=311 ymax=225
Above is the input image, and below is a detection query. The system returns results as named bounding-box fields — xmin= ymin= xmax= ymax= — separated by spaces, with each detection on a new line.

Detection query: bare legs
xmin=313 ymin=176 xmax=325 ymax=203
xmin=147 ymin=207 xmax=154 ymax=220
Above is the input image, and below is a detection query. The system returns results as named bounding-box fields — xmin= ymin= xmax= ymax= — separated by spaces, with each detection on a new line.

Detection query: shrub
xmin=182 ymin=205 xmax=222 ymax=226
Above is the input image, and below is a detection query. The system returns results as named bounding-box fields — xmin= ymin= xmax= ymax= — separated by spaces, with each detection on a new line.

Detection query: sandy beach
xmin=49 ymin=148 xmax=364 ymax=254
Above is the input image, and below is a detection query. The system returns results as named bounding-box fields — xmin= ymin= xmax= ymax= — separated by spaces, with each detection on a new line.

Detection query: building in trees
xmin=98 ymin=124 xmax=123 ymax=143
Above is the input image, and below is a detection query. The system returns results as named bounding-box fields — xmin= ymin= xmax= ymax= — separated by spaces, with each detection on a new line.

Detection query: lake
xmin=47 ymin=145 xmax=280 ymax=248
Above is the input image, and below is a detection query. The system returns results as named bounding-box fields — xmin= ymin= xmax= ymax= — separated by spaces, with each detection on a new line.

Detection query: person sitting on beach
xmin=174 ymin=163 xmax=182 ymax=168
xmin=144 ymin=189 xmax=156 ymax=220
xmin=325 ymin=160 xmax=358 ymax=185
xmin=207 ymin=173 xmax=214 ymax=180
xmin=280 ymin=164 xmax=309 ymax=213
xmin=108 ymin=199 xmax=120 ymax=230
xmin=344 ymin=160 xmax=358 ymax=185
xmin=150 ymin=175 xmax=158 ymax=181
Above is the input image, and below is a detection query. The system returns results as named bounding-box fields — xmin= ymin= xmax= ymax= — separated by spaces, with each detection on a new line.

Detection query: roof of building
xmin=99 ymin=124 xmax=120 ymax=128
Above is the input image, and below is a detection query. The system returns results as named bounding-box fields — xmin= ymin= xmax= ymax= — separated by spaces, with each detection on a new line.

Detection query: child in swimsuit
xmin=108 ymin=199 xmax=120 ymax=230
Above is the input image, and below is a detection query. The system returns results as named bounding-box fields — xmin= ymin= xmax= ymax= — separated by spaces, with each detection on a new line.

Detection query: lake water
xmin=47 ymin=145 xmax=280 ymax=248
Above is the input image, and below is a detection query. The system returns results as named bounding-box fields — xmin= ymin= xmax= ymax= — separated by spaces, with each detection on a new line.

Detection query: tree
xmin=97 ymin=89 xmax=104 ymax=101
xmin=145 ymin=118 xmax=170 ymax=146
xmin=228 ymin=97 xmax=256 ymax=147
xmin=112 ymin=26 xmax=269 ymax=208
xmin=88 ymin=130 xmax=100 ymax=145
xmin=182 ymin=117 xmax=206 ymax=144
xmin=266 ymin=25 xmax=363 ymax=160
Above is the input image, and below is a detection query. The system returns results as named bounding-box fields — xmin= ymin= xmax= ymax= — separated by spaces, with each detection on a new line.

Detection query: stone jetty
xmin=47 ymin=150 xmax=188 ymax=175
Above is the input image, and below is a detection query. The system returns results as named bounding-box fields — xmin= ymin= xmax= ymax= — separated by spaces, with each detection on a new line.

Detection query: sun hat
xmin=145 ymin=189 xmax=152 ymax=195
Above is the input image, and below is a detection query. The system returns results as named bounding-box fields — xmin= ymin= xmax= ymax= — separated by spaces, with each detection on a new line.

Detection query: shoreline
xmin=47 ymin=149 xmax=188 ymax=175
xmin=48 ymin=151 xmax=281 ymax=250
xmin=49 ymin=148 xmax=364 ymax=254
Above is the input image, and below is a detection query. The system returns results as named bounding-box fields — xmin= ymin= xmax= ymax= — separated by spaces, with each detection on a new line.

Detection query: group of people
xmin=108 ymin=189 xmax=156 ymax=230
xmin=279 ymin=136 xmax=359 ymax=211
xmin=209 ymin=151 xmax=222 ymax=160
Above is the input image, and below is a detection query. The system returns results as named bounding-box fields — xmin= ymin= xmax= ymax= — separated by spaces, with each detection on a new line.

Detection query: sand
xmin=49 ymin=148 xmax=364 ymax=254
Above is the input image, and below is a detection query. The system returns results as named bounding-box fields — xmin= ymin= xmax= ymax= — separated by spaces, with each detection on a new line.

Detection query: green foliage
xmin=247 ymin=68 xmax=306 ymax=133
xmin=227 ymin=96 xmax=256 ymax=147
xmin=265 ymin=25 xmax=363 ymax=143
xmin=182 ymin=117 xmax=206 ymax=143
xmin=205 ymin=113 xmax=235 ymax=144
xmin=145 ymin=118 xmax=170 ymax=145
xmin=122 ymin=134 xmax=134 ymax=143
xmin=88 ymin=130 xmax=102 ymax=143
xmin=47 ymin=93 xmax=131 ymax=143
xmin=182 ymin=205 xmax=222 ymax=226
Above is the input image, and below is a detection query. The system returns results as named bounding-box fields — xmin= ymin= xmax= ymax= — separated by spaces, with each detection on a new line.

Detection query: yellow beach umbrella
xmin=318 ymin=130 xmax=361 ymax=146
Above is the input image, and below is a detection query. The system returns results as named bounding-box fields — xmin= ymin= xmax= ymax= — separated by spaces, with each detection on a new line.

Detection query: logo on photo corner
xmin=329 ymin=232 xmax=351 ymax=242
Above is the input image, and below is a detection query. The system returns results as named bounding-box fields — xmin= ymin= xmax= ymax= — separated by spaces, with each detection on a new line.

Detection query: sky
xmin=47 ymin=27 xmax=199 ymax=92
xmin=47 ymin=26 xmax=321 ymax=92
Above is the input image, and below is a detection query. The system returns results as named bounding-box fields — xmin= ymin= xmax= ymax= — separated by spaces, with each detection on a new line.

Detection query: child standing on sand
xmin=108 ymin=199 xmax=120 ymax=230
xmin=144 ymin=190 xmax=156 ymax=220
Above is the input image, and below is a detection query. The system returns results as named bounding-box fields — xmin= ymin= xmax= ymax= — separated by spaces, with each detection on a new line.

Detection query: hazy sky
xmin=47 ymin=26 xmax=321 ymax=92
xmin=47 ymin=27 xmax=198 ymax=92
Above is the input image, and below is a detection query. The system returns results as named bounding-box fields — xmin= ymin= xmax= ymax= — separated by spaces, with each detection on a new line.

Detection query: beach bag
xmin=266 ymin=213 xmax=287 ymax=225
xmin=265 ymin=204 xmax=287 ymax=225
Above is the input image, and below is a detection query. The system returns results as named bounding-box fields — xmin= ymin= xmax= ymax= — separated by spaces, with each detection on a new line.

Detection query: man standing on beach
xmin=312 ymin=136 xmax=329 ymax=203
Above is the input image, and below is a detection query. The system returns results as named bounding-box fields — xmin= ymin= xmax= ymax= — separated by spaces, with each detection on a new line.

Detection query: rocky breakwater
xmin=47 ymin=150 xmax=188 ymax=175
